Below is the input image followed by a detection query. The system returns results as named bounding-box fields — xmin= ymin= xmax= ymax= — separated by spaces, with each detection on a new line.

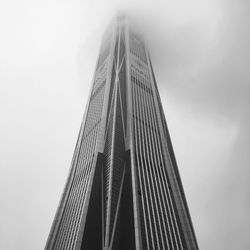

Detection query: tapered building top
xmin=46 ymin=15 xmax=198 ymax=250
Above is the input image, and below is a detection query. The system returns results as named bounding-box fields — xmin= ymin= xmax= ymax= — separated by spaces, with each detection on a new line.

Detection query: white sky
xmin=0 ymin=0 xmax=249 ymax=249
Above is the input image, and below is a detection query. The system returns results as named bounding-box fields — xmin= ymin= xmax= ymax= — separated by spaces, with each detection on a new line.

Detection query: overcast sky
xmin=0 ymin=0 xmax=249 ymax=249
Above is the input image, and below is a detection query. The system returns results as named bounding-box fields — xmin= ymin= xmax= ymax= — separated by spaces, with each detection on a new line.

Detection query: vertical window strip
xmin=147 ymin=82 xmax=180 ymax=248
xmin=53 ymin=83 xmax=105 ymax=249
xmin=143 ymin=77 xmax=178 ymax=249
xmin=140 ymin=74 xmax=165 ymax=249
xmin=134 ymin=74 xmax=156 ymax=249
xmin=136 ymin=73 xmax=162 ymax=249
xmin=147 ymin=82 xmax=184 ymax=249
xmin=140 ymin=74 xmax=168 ymax=249
xmin=143 ymin=77 xmax=176 ymax=249
xmin=131 ymin=71 xmax=151 ymax=249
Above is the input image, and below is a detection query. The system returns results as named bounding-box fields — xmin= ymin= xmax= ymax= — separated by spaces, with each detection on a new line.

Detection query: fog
xmin=0 ymin=0 xmax=249 ymax=249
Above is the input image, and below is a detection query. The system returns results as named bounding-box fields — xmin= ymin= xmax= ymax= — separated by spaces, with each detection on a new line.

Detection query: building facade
xmin=46 ymin=15 xmax=198 ymax=250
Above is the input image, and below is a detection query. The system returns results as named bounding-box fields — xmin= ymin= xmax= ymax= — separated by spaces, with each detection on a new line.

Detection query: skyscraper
xmin=46 ymin=15 xmax=198 ymax=250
